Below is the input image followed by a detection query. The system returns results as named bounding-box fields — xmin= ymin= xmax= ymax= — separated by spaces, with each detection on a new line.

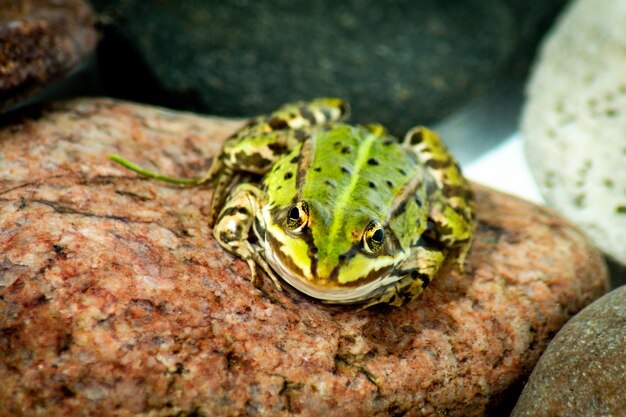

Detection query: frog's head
xmin=261 ymin=198 xmax=406 ymax=303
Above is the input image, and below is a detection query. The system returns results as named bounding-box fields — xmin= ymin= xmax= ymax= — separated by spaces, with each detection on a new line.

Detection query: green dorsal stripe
xmin=327 ymin=132 xmax=378 ymax=247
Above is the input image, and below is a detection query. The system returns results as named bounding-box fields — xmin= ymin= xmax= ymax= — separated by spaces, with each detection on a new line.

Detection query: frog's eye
xmin=287 ymin=201 xmax=309 ymax=233
xmin=363 ymin=220 xmax=385 ymax=253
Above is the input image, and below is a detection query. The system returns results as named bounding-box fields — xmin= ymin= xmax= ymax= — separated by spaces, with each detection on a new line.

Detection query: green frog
xmin=111 ymin=98 xmax=475 ymax=308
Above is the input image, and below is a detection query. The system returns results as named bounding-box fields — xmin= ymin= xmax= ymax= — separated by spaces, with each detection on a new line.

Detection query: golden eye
xmin=286 ymin=201 xmax=309 ymax=233
xmin=363 ymin=220 xmax=385 ymax=253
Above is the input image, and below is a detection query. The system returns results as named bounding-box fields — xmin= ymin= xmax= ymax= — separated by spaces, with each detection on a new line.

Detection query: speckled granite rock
xmin=511 ymin=286 xmax=626 ymax=417
xmin=522 ymin=0 xmax=626 ymax=266
xmin=88 ymin=0 xmax=567 ymax=134
xmin=0 ymin=99 xmax=608 ymax=417
xmin=0 ymin=0 xmax=98 ymax=111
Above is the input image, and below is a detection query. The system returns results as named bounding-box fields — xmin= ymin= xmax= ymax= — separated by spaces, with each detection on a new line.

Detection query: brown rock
xmin=511 ymin=286 xmax=626 ymax=417
xmin=0 ymin=0 xmax=97 ymax=111
xmin=0 ymin=99 xmax=609 ymax=416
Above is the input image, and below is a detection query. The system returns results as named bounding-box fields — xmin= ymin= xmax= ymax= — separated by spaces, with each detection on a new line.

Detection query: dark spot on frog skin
xmin=220 ymin=206 xmax=250 ymax=217
xmin=386 ymin=180 xmax=394 ymax=188
xmin=268 ymin=142 xmax=288 ymax=154
xmin=325 ymin=179 xmax=337 ymax=188
xmin=268 ymin=117 xmax=289 ymax=130
xmin=410 ymin=270 xmax=430 ymax=286
xmin=341 ymin=146 xmax=351 ymax=154
xmin=367 ymin=158 xmax=379 ymax=166
xmin=409 ymin=130 xmax=423 ymax=145
xmin=398 ymin=168 xmax=407 ymax=176
xmin=219 ymin=228 xmax=240 ymax=244
xmin=314 ymin=167 xmax=322 ymax=172
xmin=290 ymin=155 xmax=300 ymax=164
xmin=300 ymin=107 xmax=317 ymax=124
xmin=237 ymin=151 xmax=272 ymax=170
xmin=284 ymin=172 xmax=294 ymax=180
xmin=341 ymin=166 xmax=350 ymax=174
xmin=368 ymin=181 xmax=377 ymax=189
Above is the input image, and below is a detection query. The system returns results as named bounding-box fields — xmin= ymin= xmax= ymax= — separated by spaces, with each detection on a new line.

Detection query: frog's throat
xmin=263 ymin=243 xmax=403 ymax=303
xmin=261 ymin=228 xmax=404 ymax=304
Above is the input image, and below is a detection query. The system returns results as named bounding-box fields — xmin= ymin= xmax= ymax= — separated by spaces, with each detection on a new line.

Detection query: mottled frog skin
xmin=204 ymin=98 xmax=475 ymax=308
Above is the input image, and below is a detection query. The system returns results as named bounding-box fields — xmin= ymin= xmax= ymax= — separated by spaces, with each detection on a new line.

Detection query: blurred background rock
xmin=3 ymin=0 xmax=568 ymax=136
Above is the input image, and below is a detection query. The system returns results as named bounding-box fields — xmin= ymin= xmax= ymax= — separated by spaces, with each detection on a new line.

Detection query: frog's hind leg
xmin=265 ymin=97 xmax=350 ymax=130
xmin=203 ymin=98 xmax=349 ymax=225
xmin=206 ymin=168 xmax=245 ymax=228
xmin=213 ymin=183 xmax=282 ymax=291
xmin=403 ymin=126 xmax=476 ymax=269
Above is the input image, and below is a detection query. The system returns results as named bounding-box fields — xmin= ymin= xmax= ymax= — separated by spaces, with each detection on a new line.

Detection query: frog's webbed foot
xmin=357 ymin=276 xmax=424 ymax=311
xmin=359 ymin=241 xmax=446 ymax=310
xmin=213 ymin=183 xmax=282 ymax=291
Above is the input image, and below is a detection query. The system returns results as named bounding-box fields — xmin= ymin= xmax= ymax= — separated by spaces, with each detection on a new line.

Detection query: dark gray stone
xmin=511 ymin=286 xmax=626 ymax=417
xmin=89 ymin=0 xmax=567 ymax=134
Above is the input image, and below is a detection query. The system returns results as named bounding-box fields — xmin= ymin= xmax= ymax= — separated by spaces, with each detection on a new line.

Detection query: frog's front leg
xmin=361 ymin=239 xmax=446 ymax=309
xmin=204 ymin=98 xmax=349 ymax=226
xmin=403 ymin=126 xmax=476 ymax=267
xmin=213 ymin=183 xmax=282 ymax=290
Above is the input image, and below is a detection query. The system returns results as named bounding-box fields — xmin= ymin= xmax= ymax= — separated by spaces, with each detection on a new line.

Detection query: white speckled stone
xmin=522 ymin=0 xmax=626 ymax=265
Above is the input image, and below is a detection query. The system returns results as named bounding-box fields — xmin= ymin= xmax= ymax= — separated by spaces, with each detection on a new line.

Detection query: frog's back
xmin=263 ymin=124 xmax=430 ymax=253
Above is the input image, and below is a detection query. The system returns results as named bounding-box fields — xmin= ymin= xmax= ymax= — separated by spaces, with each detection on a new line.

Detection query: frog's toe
xmin=248 ymin=248 xmax=283 ymax=291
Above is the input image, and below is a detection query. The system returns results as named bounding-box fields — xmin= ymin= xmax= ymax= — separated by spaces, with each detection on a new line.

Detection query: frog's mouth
xmin=263 ymin=235 xmax=403 ymax=304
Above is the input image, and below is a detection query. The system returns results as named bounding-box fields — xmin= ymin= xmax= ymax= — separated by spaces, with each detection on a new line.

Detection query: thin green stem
xmin=109 ymin=154 xmax=201 ymax=185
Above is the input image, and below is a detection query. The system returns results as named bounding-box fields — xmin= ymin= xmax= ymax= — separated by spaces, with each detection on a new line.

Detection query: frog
xmin=111 ymin=98 xmax=475 ymax=308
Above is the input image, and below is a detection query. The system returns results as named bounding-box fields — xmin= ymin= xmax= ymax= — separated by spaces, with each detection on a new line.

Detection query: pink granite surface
xmin=0 ymin=99 xmax=609 ymax=416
